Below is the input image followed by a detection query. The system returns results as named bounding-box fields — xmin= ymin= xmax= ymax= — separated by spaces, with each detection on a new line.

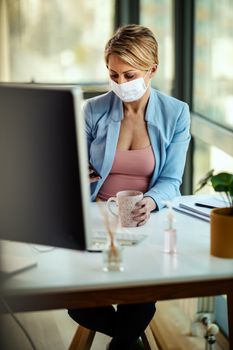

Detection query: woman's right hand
xmin=89 ymin=164 xmax=101 ymax=183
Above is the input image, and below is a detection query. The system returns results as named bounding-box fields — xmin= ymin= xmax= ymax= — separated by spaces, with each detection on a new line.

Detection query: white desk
xmin=1 ymin=198 xmax=233 ymax=345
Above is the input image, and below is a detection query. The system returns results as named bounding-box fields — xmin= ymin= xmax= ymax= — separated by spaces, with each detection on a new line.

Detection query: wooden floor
xmin=1 ymin=308 xmax=110 ymax=350
xmin=1 ymin=300 xmax=228 ymax=350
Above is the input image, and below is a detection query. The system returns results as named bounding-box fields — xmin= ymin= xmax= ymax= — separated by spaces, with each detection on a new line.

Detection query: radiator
xmin=178 ymin=297 xmax=215 ymax=322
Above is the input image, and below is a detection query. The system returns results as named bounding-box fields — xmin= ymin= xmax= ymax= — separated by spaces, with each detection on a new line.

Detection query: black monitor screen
xmin=0 ymin=85 xmax=91 ymax=250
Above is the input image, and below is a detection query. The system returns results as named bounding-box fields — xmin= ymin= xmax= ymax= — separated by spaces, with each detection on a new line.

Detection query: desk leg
xmin=227 ymin=292 xmax=233 ymax=348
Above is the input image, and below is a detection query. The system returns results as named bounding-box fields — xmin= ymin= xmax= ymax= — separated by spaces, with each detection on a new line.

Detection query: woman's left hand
xmin=131 ymin=197 xmax=156 ymax=226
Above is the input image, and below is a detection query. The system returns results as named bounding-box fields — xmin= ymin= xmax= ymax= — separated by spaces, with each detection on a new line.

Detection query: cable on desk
xmin=0 ymin=297 xmax=38 ymax=350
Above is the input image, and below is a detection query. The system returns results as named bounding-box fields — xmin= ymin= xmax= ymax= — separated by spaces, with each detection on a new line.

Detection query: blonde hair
xmin=104 ymin=24 xmax=159 ymax=70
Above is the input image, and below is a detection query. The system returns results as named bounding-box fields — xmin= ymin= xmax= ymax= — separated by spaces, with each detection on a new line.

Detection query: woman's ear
xmin=150 ymin=64 xmax=158 ymax=78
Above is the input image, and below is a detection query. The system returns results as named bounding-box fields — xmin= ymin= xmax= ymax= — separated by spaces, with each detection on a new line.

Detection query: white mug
xmin=107 ymin=190 xmax=143 ymax=227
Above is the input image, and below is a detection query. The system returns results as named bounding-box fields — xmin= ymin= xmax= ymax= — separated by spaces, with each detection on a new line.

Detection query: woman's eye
xmin=125 ymin=74 xmax=135 ymax=79
xmin=110 ymin=74 xmax=118 ymax=80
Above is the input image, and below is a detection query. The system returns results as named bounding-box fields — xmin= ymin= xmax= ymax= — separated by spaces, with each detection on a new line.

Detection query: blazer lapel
xmin=93 ymin=95 xmax=123 ymax=198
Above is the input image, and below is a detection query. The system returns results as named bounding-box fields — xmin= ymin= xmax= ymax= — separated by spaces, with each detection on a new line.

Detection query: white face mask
xmin=109 ymin=71 xmax=150 ymax=102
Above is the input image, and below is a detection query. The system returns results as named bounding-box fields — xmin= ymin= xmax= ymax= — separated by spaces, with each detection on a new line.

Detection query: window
xmin=192 ymin=3 xmax=233 ymax=336
xmin=193 ymin=138 xmax=233 ymax=193
xmin=140 ymin=0 xmax=174 ymax=95
xmin=193 ymin=0 xmax=233 ymax=130
xmin=5 ymin=0 xmax=114 ymax=83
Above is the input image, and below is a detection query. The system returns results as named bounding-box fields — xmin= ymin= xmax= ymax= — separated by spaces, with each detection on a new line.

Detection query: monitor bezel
xmin=0 ymin=83 xmax=92 ymax=251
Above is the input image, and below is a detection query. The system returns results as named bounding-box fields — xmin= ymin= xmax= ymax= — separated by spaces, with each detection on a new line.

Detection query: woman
xmin=69 ymin=24 xmax=190 ymax=350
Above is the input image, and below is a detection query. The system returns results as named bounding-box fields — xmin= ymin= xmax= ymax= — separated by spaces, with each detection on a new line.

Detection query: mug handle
xmin=107 ymin=197 xmax=118 ymax=218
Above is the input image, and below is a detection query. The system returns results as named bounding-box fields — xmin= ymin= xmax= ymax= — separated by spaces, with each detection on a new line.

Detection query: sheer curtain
xmin=0 ymin=0 xmax=10 ymax=81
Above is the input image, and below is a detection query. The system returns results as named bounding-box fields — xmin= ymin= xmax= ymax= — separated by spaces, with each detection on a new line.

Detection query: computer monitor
xmin=0 ymin=84 xmax=92 ymax=250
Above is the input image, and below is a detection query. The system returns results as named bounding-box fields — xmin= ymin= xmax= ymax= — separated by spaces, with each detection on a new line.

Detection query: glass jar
xmin=102 ymin=239 xmax=124 ymax=272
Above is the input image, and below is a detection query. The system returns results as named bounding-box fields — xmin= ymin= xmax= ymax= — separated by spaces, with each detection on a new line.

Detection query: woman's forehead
xmin=108 ymin=55 xmax=136 ymax=72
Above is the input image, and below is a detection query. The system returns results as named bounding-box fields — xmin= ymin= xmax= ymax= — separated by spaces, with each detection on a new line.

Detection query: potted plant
xmin=196 ymin=170 xmax=233 ymax=258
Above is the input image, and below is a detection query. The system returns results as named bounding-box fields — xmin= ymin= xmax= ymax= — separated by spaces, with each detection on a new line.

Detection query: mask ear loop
xmin=143 ymin=69 xmax=152 ymax=89
xmin=146 ymin=64 xmax=158 ymax=76
xmin=144 ymin=69 xmax=150 ymax=78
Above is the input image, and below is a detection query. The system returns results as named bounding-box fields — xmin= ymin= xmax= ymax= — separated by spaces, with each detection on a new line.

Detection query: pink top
xmin=98 ymin=145 xmax=155 ymax=201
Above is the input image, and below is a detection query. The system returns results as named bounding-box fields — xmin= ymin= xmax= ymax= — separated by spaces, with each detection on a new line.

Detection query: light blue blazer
xmin=84 ymin=88 xmax=191 ymax=210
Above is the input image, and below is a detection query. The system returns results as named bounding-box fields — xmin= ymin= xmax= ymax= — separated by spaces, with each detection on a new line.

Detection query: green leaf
xmin=229 ymin=180 xmax=233 ymax=197
xmin=211 ymin=173 xmax=233 ymax=193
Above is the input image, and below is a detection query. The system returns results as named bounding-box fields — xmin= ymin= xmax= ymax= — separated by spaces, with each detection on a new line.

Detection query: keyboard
xmin=92 ymin=230 xmax=147 ymax=246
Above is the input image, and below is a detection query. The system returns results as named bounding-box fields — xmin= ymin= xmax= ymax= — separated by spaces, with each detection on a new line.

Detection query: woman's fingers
xmin=132 ymin=209 xmax=150 ymax=225
xmin=89 ymin=169 xmax=101 ymax=183
xmin=136 ymin=212 xmax=150 ymax=226
xmin=89 ymin=176 xmax=100 ymax=183
xmin=132 ymin=201 xmax=149 ymax=217
xmin=131 ymin=197 xmax=156 ymax=226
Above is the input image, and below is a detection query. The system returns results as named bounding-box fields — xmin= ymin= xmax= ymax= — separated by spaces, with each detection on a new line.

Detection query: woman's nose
xmin=117 ymin=75 xmax=127 ymax=84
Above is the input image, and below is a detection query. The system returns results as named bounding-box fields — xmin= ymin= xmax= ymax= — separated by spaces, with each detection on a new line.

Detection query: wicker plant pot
xmin=210 ymin=208 xmax=233 ymax=258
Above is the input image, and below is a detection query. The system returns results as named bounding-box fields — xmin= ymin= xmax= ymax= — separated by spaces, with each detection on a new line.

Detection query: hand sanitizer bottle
xmin=163 ymin=201 xmax=177 ymax=254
